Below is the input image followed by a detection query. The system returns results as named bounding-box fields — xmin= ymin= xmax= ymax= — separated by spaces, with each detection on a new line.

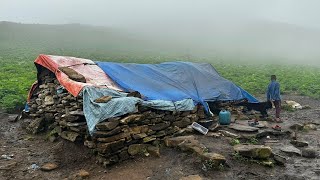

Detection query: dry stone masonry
xmin=26 ymin=68 xmax=210 ymax=167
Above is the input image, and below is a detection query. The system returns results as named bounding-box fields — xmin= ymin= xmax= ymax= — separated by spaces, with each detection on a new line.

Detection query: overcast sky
xmin=1 ymin=0 xmax=320 ymax=29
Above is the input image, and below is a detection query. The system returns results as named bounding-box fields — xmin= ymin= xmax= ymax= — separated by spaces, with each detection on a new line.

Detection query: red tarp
xmin=34 ymin=54 xmax=122 ymax=96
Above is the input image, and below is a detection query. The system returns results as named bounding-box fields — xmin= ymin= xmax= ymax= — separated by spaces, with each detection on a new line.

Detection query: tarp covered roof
xmin=33 ymin=55 xmax=258 ymax=111
xmin=34 ymin=54 xmax=122 ymax=96
xmin=97 ymin=61 xmax=258 ymax=111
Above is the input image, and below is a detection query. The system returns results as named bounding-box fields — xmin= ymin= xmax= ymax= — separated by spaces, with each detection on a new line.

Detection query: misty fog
xmin=1 ymin=0 xmax=320 ymax=64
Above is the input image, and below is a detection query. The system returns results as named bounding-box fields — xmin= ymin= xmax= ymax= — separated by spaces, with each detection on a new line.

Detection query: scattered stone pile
xmin=26 ymin=68 xmax=210 ymax=166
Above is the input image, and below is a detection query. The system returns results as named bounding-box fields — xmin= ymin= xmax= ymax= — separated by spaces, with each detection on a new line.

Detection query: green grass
xmin=1 ymin=22 xmax=320 ymax=112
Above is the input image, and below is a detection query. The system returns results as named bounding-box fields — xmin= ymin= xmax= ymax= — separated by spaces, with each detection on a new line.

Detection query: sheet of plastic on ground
xmin=96 ymin=61 xmax=259 ymax=111
xmin=34 ymin=54 xmax=122 ymax=96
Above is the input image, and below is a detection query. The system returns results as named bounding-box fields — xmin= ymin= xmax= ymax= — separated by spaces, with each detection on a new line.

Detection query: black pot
xmin=198 ymin=120 xmax=214 ymax=128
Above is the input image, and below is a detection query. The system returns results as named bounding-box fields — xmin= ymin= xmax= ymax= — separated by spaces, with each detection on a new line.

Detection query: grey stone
xmin=280 ymin=146 xmax=301 ymax=156
xmin=229 ymin=124 xmax=259 ymax=132
xmin=301 ymin=148 xmax=318 ymax=158
xmin=290 ymin=140 xmax=309 ymax=147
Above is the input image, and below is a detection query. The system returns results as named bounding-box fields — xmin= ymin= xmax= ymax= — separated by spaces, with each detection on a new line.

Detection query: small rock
xmin=164 ymin=135 xmax=196 ymax=147
xmin=272 ymin=152 xmax=287 ymax=165
xmin=280 ymin=146 xmax=301 ymax=156
xmin=143 ymin=136 xmax=157 ymax=143
xmin=201 ymin=153 xmax=226 ymax=166
xmin=147 ymin=146 xmax=160 ymax=157
xmin=301 ymin=148 xmax=318 ymax=158
xmin=119 ymin=114 xmax=143 ymax=124
xmin=128 ymin=144 xmax=148 ymax=156
xmin=180 ymin=175 xmax=202 ymax=180
xmin=78 ymin=169 xmax=90 ymax=178
xmin=206 ymin=132 xmax=221 ymax=138
xmin=261 ymin=160 xmax=274 ymax=167
xmin=289 ymin=123 xmax=304 ymax=131
xmin=44 ymin=95 xmax=54 ymax=105
xmin=218 ymin=130 xmax=239 ymax=138
xmin=303 ymin=124 xmax=317 ymax=131
xmin=96 ymin=120 xmax=119 ymax=131
xmin=234 ymin=144 xmax=272 ymax=159
xmin=178 ymin=139 xmax=207 ymax=155
xmin=229 ymin=124 xmax=259 ymax=132
xmin=40 ymin=163 xmax=58 ymax=171
xmin=60 ymin=131 xmax=80 ymax=142
xmin=94 ymin=96 xmax=112 ymax=103
xmin=290 ymin=140 xmax=308 ymax=147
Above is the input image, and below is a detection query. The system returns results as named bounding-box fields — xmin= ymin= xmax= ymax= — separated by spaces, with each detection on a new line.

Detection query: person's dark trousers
xmin=273 ymin=100 xmax=281 ymax=118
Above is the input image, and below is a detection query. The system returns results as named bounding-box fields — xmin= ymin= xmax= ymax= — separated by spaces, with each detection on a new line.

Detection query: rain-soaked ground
xmin=0 ymin=94 xmax=319 ymax=180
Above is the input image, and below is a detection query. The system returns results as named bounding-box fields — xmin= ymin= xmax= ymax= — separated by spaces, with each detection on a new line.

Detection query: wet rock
xmin=180 ymin=175 xmax=202 ymax=180
xmin=66 ymin=122 xmax=86 ymax=127
xmin=97 ymin=139 xmax=125 ymax=154
xmin=301 ymin=148 xmax=318 ymax=158
xmin=172 ymin=117 xmax=191 ymax=128
xmin=206 ymin=132 xmax=221 ymax=138
xmin=119 ymin=114 xmax=143 ymax=124
xmin=147 ymin=146 xmax=160 ymax=157
xmin=78 ymin=169 xmax=90 ymax=178
xmin=290 ymin=140 xmax=308 ymax=147
xmin=178 ymin=138 xmax=207 ymax=155
xmin=261 ymin=160 xmax=274 ymax=167
xmin=40 ymin=162 xmax=58 ymax=171
xmin=303 ymin=124 xmax=317 ymax=131
xmin=272 ymin=152 xmax=287 ymax=165
xmin=94 ymin=96 xmax=112 ymax=103
xmin=218 ymin=130 xmax=239 ymax=138
xmin=150 ymin=122 xmax=170 ymax=131
xmin=96 ymin=120 xmax=119 ymax=131
xmin=128 ymin=144 xmax=148 ymax=156
xmin=143 ymin=136 xmax=157 ymax=143
xmin=94 ymin=127 xmax=122 ymax=138
xmin=97 ymin=132 xmax=130 ymax=143
xmin=229 ymin=124 xmax=259 ymax=132
xmin=26 ymin=117 xmax=45 ymax=134
xmin=289 ymin=123 xmax=304 ymax=131
xmin=280 ymin=145 xmax=301 ymax=156
xmin=44 ymin=95 xmax=54 ymax=105
xmin=69 ymin=110 xmax=84 ymax=116
xmin=234 ymin=144 xmax=272 ymax=159
xmin=60 ymin=131 xmax=80 ymax=142
xmin=201 ymin=153 xmax=226 ymax=166
xmin=122 ymin=125 xmax=149 ymax=134
xmin=84 ymin=140 xmax=96 ymax=149
xmin=164 ymin=135 xmax=196 ymax=147
xmin=256 ymin=129 xmax=291 ymax=138
xmin=132 ymin=133 xmax=148 ymax=140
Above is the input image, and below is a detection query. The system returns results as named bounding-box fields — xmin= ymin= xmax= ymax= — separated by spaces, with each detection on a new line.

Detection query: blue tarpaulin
xmin=96 ymin=61 xmax=258 ymax=111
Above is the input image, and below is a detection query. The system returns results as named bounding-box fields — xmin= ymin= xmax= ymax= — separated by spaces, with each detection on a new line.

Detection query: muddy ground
xmin=0 ymin=95 xmax=319 ymax=180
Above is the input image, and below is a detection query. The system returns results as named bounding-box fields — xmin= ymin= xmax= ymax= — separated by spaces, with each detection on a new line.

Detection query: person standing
xmin=267 ymin=75 xmax=281 ymax=122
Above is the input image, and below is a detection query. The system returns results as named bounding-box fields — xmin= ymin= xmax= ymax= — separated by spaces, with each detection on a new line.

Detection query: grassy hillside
xmin=1 ymin=22 xmax=320 ymax=112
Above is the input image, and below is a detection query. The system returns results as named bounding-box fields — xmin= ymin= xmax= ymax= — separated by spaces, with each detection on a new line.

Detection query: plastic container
xmin=219 ymin=110 xmax=231 ymax=125
xmin=191 ymin=122 xmax=209 ymax=135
